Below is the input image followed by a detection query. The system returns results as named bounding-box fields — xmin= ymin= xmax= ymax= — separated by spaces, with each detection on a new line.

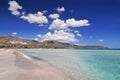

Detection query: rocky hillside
xmin=0 ymin=36 xmax=40 ymax=48
xmin=0 ymin=36 xmax=106 ymax=49
xmin=40 ymin=40 xmax=78 ymax=48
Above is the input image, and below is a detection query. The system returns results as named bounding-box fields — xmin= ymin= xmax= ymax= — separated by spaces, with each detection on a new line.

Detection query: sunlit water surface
xmin=22 ymin=49 xmax=120 ymax=80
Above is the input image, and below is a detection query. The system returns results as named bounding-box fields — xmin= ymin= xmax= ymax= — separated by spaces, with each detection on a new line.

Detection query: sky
xmin=0 ymin=0 xmax=120 ymax=48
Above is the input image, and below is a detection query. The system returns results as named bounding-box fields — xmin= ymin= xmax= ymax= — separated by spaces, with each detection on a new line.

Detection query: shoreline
xmin=0 ymin=49 xmax=71 ymax=80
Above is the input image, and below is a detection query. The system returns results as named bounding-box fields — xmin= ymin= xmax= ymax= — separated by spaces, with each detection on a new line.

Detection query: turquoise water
xmin=22 ymin=49 xmax=120 ymax=80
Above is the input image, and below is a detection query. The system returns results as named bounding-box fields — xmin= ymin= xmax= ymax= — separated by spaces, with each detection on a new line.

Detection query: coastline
xmin=0 ymin=49 xmax=71 ymax=80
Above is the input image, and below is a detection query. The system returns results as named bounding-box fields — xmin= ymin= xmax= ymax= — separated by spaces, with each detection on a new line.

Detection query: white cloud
xmin=66 ymin=18 xmax=90 ymax=27
xmin=43 ymin=30 xmax=77 ymax=42
xmin=34 ymin=34 xmax=42 ymax=41
xmin=74 ymin=30 xmax=79 ymax=33
xmin=77 ymin=33 xmax=82 ymax=37
xmin=49 ymin=13 xmax=60 ymax=19
xmin=37 ymin=34 xmax=42 ymax=38
xmin=8 ymin=1 xmax=22 ymax=16
xmin=99 ymin=39 xmax=104 ymax=42
xmin=34 ymin=38 xmax=39 ymax=41
xmin=42 ymin=10 xmax=48 ymax=14
xmin=65 ymin=28 xmax=72 ymax=32
xmin=21 ymin=11 xmax=48 ymax=25
xmin=56 ymin=7 xmax=65 ymax=12
xmin=8 ymin=1 xmax=90 ymax=43
xmin=12 ymin=32 xmax=17 ymax=36
xmin=49 ymin=18 xmax=90 ymax=30
xmin=49 ymin=19 xmax=68 ymax=30
xmin=22 ymin=11 xmax=26 ymax=15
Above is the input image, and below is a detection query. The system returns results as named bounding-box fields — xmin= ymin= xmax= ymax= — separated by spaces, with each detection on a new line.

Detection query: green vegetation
xmin=0 ymin=44 xmax=5 ymax=48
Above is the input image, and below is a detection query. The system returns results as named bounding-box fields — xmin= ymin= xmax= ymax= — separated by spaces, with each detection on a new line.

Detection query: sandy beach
xmin=0 ymin=49 xmax=71 ymax=80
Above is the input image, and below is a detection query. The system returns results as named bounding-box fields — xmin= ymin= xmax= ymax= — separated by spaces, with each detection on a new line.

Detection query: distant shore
xmin=0 ymin=49 xmax=71 ymax=80
xmin=0 ymin=36 xmax=106 ymax=49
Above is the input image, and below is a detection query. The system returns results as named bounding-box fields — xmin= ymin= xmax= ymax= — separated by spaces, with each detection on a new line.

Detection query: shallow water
xmin=23 ymin=49 xmax=120 ymax=80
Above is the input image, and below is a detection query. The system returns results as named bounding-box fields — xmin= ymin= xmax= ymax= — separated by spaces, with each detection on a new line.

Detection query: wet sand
xmin=0 ymin=49 xmax=71 ymax=80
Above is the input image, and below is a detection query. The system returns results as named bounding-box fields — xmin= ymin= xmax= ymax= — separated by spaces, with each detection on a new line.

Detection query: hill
xmin=0 ymin=36 xmax=40 ymax=48
xmin=0 ymin=36 xmax=106 ymax=49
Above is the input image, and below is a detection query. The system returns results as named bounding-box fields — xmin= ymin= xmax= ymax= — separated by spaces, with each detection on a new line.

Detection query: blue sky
xmin=0 ymin=0 xmax=120 ymax=48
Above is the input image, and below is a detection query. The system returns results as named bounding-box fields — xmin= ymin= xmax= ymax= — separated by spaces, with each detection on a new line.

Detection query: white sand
xmin=0 ymin=49 xmax=71 ymax=80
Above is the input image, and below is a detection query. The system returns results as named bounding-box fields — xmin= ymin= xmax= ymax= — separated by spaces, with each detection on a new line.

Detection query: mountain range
xmin=0 ymin=36 xmax=106 ymax=49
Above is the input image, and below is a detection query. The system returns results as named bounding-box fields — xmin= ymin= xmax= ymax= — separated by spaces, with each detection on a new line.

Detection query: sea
xmin=22 ymin=49 xmax=120 ymax=80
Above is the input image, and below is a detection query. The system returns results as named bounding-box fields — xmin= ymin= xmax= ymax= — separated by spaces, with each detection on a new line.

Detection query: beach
xmin=0 ymin=49 xmax=71 ymax=80
xmin=1 ymin=49 xmax=120 ymax=80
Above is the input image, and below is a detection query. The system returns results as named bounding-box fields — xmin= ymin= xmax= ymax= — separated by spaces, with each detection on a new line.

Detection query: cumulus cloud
xmin=7 ymin=1 xmax=90 ymax=43
xmin=49 ymin=19 xmax=68 ymax=30
xmin=49 ymin=13 xmax=60 ymax=19
xmin=34 ymin=38 xmax=39 ymax=41
xmin=99 ymin=39 xmax=104 ymax=42
xmin=22 ymin=11 xmax=26 ymax=15
xmin=49 ymin=18 xmax=90 ymax=30
xmin=42 ymin=10 xmax=48 ymax=14
xmin=20 ymin=11 xmax=48 ymax=25
xmin=56 ymin=7 xmax=65 ymax=12
xmin=12 ymin=32 xmax=17 ymax=36
xmin=37 ymin=34 xmax=42 ymax=38
xmin=65 ymin=28 xmax=73 ymax=32
xmin=66 ymin=18 xmax=90 ymax=27
xmin=77 ymin=33 xmax=82 ymax=37
xmin=43 ymin=30 xmax=77 ymax=42
xmin=12 ymin=32 xmax=17 ymax=35
xmin=34 ymin=34 xmax=42 ymax=41
xmin=74 ymin=30 xmax=79 ymax=33
xmin=8 ymin=1 xmax=22 ymax=16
